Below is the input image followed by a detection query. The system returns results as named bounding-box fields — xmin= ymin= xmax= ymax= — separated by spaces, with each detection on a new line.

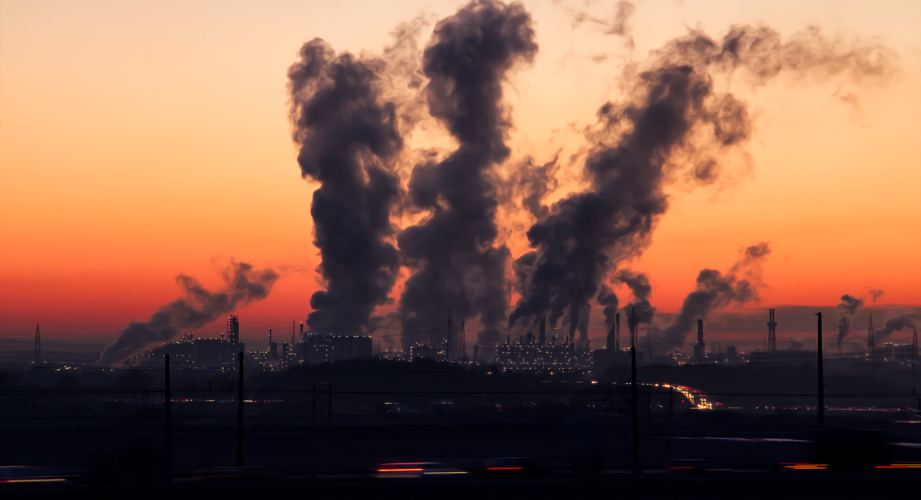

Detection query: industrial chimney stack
xmin=694 ymin=319 xmax=706 ymax=359
xmin=33 ymin=323 xmax=41 ymax=364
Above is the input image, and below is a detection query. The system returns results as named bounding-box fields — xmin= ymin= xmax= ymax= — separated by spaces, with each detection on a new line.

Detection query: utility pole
xmin=236 ymin=351 xmax=244 ymax=466
xmin=631 ymin=307 xmax=639 ymax=467
xmin=328 ymin=383 xmax=333 ymax=428
xmin=816 ymin=313 xmax=825 ymax=429
xmin=165 ymin=354 xmax=172 ymax=476
xmin=669 ymin=385 xmax=674 ymax=432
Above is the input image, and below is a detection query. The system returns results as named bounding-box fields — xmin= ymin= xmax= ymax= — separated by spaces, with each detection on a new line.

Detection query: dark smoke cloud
xmin=874 ymin=309 xmax=921 ymax=340
xmin=596 ymin=285 xmax=618 ymax=330
xmin=98 ymin=262 xmax=278 ymax=366
xmin=397 ymin=0 xmax=537 ymax=345
xmin=836 ymin=294 xmax=863 ymax=345
xmin=288 ymin=38 xmax=404 ymax=333
xmin=660 ymin=243 xmax=771 ymax=352
xmin=868 ymin=290 xmax=885 ymax=303
xmin=616 ymin=270 xmax=655 ymax=333
xmin=509 ymin=23 xmax=893 ymax=346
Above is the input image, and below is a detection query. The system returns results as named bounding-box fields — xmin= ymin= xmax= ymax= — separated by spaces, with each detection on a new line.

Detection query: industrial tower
xmin=913 ymin=329 xmax=918 ymax=357
xmin=227 ymin=315 xmax=240 ymax=346
xmin=767 ymin=309 xmax=777 ymax=353
xmin=539 ymin=315 xmax=546 ymax=345
xmin=867 ymin=314 xmax=875 ymax=354
xmin=447 ymin=307 xmax=453 ymax=360
xmin=693 ymin=319 xmax=706 ymax=359
xmin=459 ymin=320 xmax=468 ymax=362
xmin=33 ymin=323 xmax=41 ymax=364
xmin=615 ymin=312 xmax=621 ymax=351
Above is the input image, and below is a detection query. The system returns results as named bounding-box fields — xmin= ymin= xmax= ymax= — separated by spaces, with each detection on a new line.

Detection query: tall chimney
xmin=616 ymin=312 xmax=621 ymax=350
xmin=539 ymin=315 xmax=546 ymax=346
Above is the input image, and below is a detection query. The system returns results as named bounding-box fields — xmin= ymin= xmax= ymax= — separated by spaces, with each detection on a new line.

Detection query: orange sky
xmin=1 ymin=0 xmax=919 ymax=349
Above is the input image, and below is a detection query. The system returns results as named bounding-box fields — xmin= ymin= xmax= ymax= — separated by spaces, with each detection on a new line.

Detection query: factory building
xmin=495 ymin=336 xmax=591 ymax=375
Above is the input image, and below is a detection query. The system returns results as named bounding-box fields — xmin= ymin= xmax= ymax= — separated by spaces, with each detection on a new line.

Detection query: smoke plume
xmin=660 ymin=243 xmax=771 ymax=352
xmin=836 ymin=294 xmax=863 ymax=345
xmin=868 ymin=290 xmax=885 ymax=303
xmin=616 ymin=270 xmax=655 ymax=335
xmin=98 ymin=262 xmax=279 ymax=365
xmin=874 ymin=309 xmax=921 ymax=341
xmin=596 ymin=285 xmax=619 ymax=331
xmin=509 ymin=23 xmax=893 ymax=347
xmin=397 ymin=0 xmax=538 ymax=345
xmin=288 ymin=38 xmax=404 ymax=333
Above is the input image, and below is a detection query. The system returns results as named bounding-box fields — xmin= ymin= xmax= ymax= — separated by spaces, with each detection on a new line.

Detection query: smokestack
xmin=868 ymin=314 xmax=875 ymax=354
xmin=539 ymin=315 xmax=546 ymax=345
xmin=268 ymin=329 xmax=272 ymax=350
xmin=299 ymin=322 xmax=304 ymax=338
xmin=693 ymin=319 xmax=706 ymax=360
xmin=616 ymin=313 xmax=621 ymax=350
xmin=447 ymin=307 xmax=453 ymax=359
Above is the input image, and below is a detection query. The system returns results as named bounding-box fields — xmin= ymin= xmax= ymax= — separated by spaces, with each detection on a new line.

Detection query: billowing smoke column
xmin=869 ymin=290 xmax=885 ymax=303
xmin=397 ymin=0 xmax=538 ymax=344
xmin=98 ymin=262 xmax=278 ymax=365
xmin=616 ymin=270 xmax=655 ymax=338
xmin=509 ymin=23 xmax=894 ymax=347
xmin=596 ymin=285 xmax=619 ymax=334
xmin=288 ymin=39 xmax=403 ymax=333
xmin=874 ymin=310 xmax=921 ymax=341
xmin=836 ymin=294 xmax=863 ymax=346
xmin=660 ymin=243 xmax=771 ymax=352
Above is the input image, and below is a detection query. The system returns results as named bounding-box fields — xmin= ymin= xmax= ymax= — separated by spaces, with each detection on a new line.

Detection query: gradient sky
xmin=1 ymin=0 xmax=919 ymax=351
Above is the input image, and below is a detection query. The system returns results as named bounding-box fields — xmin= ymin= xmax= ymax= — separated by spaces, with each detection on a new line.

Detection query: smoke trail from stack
xmin=287 ymin=38 xmax=404 ymax=333
xmin=836 ymin=294 xmax=863 ymax=346
xmin=508 ymin=22 xmax=894 ymax=345
xmin=397 ymin=0 xmax=538 ymax=345
xmin=616 ymin=270 xmax=655 ymax=336
xmin=874 ymin=309 xmax=921 ymax=340
xmin=98 ymin=262 xmax=279 ymax=365
xmin=660 ymin=243 xmax=771 ymax=352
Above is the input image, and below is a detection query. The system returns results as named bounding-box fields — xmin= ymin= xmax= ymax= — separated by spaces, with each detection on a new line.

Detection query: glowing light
xmin=0 ymin=478 xmax=67 ymax=483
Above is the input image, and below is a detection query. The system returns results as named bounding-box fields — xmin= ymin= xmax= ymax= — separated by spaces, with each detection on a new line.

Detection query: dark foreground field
xmin=3 ymin=473 xmax=920 ymax=500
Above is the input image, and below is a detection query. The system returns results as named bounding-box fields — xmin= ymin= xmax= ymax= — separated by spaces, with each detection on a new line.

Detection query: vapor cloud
xmin=836 ymin=294 xmax=863 ymax=345
xmin=874 ymin=309 xmax=921 ymax=341
xmin=509 ymin=22 xmax=893 ymax=349
xmin=288 ymin=38 xmax=404 ymax=333
xmin=660 ymin=243 xmax=771 ymax=353
xmin=397 ymin=0 xmax=538 ymax=346
xmin=98 ymin=262 xmax=278 ymax=366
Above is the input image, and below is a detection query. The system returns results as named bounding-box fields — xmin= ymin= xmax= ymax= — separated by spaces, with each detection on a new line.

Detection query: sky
xmin=1 ymin=0 xmax=919 ymax=355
